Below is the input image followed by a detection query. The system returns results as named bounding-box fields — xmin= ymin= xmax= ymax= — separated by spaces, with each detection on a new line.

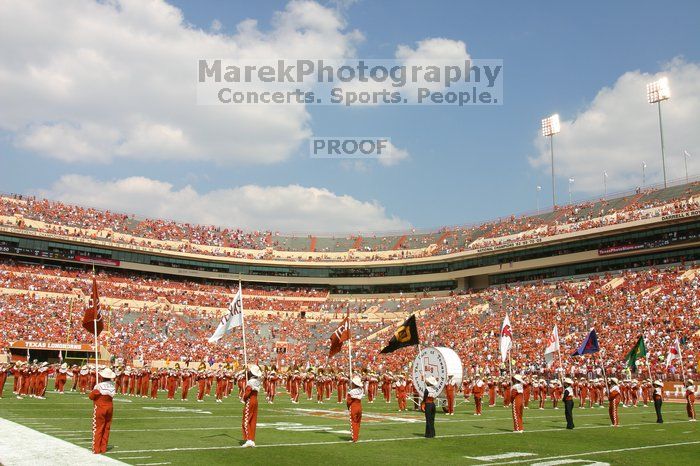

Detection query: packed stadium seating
xmin=1 ymin=258 xmax=697 ymax=381
xmin=2 ymin=181 xmax=700 ymax=262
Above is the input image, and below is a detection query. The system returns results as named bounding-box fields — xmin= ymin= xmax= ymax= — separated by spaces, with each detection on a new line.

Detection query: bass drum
xmin=411 ymin=346 xmax=463 ymax=396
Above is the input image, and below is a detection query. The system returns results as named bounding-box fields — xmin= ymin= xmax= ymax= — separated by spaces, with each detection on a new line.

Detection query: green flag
xmin=624 ymin=335 xmax=647 ymax=373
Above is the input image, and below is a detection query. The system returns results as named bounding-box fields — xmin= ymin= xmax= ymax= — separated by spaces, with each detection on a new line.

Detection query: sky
xmin=1 ymin=0 xmax=699 ymax=234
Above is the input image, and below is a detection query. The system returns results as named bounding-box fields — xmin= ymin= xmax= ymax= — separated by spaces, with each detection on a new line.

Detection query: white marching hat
xmin=351 ymin=375 xmax=363 ymax=387
xmin=653 ymin=380 xmax=663 ymax=387
xmin=248 ymin=364 xmax=262 ymax=378
xmin=609 ymin=377 xmax=619 ymax=385
xmin=512 ymin=374 xmax=524 ymax=384
xmin=564 ymin=377 xmax=573 ymax=385
xmin=99 ymin=368 xmax=116 ymax=379
xmin=425 ymin=376 xmax=438 ymax=387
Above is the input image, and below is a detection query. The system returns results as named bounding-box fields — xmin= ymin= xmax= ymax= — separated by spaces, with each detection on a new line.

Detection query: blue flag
xmin=572 ymin=329 xmax=600 ymax=356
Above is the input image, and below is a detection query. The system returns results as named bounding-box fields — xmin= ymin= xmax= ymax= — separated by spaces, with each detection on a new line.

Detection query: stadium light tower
xmin=541 ymin=114 xmax=561 ymax=207
xmin=568 ymin=177 xmax=575 ymax=204
xmin=642 ymin=161 xmax=647 ymax=188
xmin=536 ymin=185 xmax=542 ymax=213
xmin=684 ymin=150 xmax=691 ymax=184
xmin=603 ymin=171 xmax=608 ymax=199
xmin=647 ymin=77 xmax=671 ymax=188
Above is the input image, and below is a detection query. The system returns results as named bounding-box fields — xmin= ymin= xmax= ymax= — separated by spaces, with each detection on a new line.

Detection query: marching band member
xmin=608 ymin=377 xmax=621 ymax=427
xmin=472 ymin=376 xmax=485 ymax=416
xmin=55 ymin=363 xmax=68 ymax=394
xmin=89 ymin=367 xmax=116 ymax=454
xmin=196 ymin=364 xmax=208 ymax=402
xmin=445 ymin=374 xmax=457 ymax=415
xmin=563 ymin=377 xmax=575 ymax=429
xmin=395 ymin=374 xmax=408 ymax=412
xmin=241 ymin=365 xmax=262 ymax=448
xmin=423 ymin=376 xmax=438 ymax=438
xmin=685 ymin=379 xmax=696 ymax=421
xmin=487 ymin=377 xmax=496 ymax=407
xmin=551 ymin=379 xmax=562 ymax=410
xmin=347 ymin=375 xmax=364 ymax=442
xmin=652 ymin=380 xmax=663 ymax=424
xmin=0 ymin=363 xmax=8 ymax=398
xmin=511 ymin=375 xmax=525 ymax=433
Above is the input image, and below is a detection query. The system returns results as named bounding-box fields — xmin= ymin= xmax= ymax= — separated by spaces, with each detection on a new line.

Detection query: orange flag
xmin=81 ymin=276 xmax=104 ymax=336
xmin=329 ymin=314 xmax=350 ymax=357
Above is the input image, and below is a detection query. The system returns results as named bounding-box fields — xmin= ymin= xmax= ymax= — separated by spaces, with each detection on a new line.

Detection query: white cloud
xmin=378 ymin=141 xmax=410 ymax=167
xmin=39 ymin=175 xmax=410 ymax=233
xmin=0 ymin=0 xmax=362 ymax=164
xmin=210 ymin=19 xmax=222 ymax=32
xmin=529 ymin=59 xmax=700 ymax=194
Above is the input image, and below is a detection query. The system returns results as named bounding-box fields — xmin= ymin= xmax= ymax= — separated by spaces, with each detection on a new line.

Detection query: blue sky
xmin=1 ymin=0 xmax=699 ymax=232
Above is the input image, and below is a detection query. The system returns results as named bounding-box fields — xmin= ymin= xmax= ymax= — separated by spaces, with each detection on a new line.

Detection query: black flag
xmin=380 ymin=314 xmax=419 ymax=354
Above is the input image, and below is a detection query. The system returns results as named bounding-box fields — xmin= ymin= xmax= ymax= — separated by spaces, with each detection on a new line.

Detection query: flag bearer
xmin=511 ymin=375 xmax=525 ymax=432
xmin=89 ymin=367 xmax=116 ymax=454
xmin=652 ymin=380 xmax=664 ymax=424
xmin=347 ymin=375 xmax=364 ymax=442
xmin=423 ymin=376 xmax=438 ymax=438
xmin=241 ymin=364 xmax=262 ymax=448
xmin=563 ymin=378 xmax=575 ymax=429
xmin=608 ymin=377 xmax=621 ymax=427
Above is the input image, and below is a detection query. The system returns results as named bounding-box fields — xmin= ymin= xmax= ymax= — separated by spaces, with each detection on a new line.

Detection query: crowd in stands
xmin=0 ymin=259 xmax=697 ymax=381
xmin=2 ymin=182 xmax=700 ymax=262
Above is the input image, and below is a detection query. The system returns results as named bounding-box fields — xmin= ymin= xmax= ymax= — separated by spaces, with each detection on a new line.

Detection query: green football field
xmin=0 ymin=379 xmax=698 ymax=465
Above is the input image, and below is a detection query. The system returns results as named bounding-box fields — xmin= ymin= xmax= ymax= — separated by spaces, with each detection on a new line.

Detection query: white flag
xmin=208 ymin=288 xmax=244 ymax=343
xmin=544 ymin=325 xmax=560 ymax=368
xmin=499 ymin=314 xmax=513 ymax=363
xmin=665 ymin=337 xmax=682 ymax=367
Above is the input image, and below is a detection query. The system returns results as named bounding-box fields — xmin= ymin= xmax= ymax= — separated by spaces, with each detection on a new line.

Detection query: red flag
xmin=82 ymin=276 xmax=104 ymax=336
xmin=329 ymin=315 xmax=350 ymax=357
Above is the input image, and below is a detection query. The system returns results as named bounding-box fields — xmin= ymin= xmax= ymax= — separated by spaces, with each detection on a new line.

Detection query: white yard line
xmin=0 ymin=417 xmax=127 ymax=465
xmin=466 ymin=453 xmax=537 ymax=461
xmin=484 ymin=441 xmax=700 ymax=465
xmin=108 ymin=420 xmax=688 ymax=454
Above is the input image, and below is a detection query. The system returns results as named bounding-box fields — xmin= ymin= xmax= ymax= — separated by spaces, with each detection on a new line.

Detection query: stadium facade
xmin=1 ymin=181 xmax=699 ymax=295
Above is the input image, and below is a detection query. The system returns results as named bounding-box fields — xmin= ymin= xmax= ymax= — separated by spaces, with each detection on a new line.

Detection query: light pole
xmin=568 ymin=177 xmax=574 ymax=204
xmin=647 ymin=77 xmax=671 ymax=188
xmin=603 ymin=171 xmax=608 ymax=199
xmin=542 ymin=114 xmax=561 ymax=208
xmin=642 ymin=161 xmax=647 ymax=188
xmin=536 ymin=185 xmax=542 ymax=213
xmin=684 ymin=150 xmax=691 ymax=184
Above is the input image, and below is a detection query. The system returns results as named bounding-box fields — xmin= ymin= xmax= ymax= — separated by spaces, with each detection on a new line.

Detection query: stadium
xmin=0 ymin=1 xmax=698 ymax=465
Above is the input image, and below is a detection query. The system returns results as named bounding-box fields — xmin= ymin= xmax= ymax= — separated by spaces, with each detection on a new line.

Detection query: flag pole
xmin=677 ymin=338 xmax=687 ymax=385
xmin=556 ymin=325 xmax=564 ymax=382
xmin=92 ymin=265 xmax=99 ymax=384
xmin=348 ymin=311 xmax=353 ymax=379
xmin=239 ymin=276 xmax=248 ymax=383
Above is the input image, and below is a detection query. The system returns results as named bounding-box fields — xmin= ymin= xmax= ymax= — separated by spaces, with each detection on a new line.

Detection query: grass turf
xmin=0 ymin=379 xmax=697 ymax=465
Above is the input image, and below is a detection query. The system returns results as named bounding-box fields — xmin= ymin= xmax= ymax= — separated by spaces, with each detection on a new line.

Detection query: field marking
xmin=0 ymin=417 xmax=127 ymax=465
xmin=135 ymin=463 xmax=171 ymax=465
xmin=466 ymin=452 xmax=536 ymax=461
xmin=108 ymin=420 xmax=689 ymax=454
xmin=288 ymin=407 xmax=421 ymax=423
xmin=25 ymin=409 xmax=670 ymax=434
xmin=116 ymin=457 xmax=152 ymax=460
xmin=484 ymin=440 xmax=700 ymax=465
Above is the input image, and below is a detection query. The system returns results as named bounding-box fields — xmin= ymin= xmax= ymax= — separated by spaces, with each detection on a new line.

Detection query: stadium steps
xmin=679 ymin=268 xmax=698 ymax=281
xmin=352 ymin=236 xmax=363 ymax=249
xmin=392 ymin=235 xmax=407 ymax=250
xmin=601 ymin=276 xmax=625 ymax=290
